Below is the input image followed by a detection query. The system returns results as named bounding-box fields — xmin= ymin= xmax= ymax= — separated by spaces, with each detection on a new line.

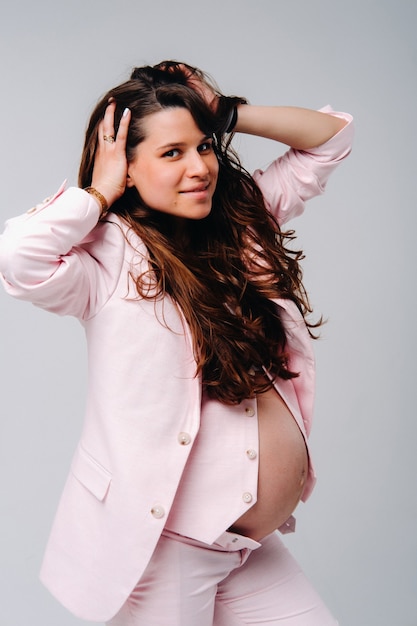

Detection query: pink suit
xmin=0 ymin=109 xmax=353 ymax=622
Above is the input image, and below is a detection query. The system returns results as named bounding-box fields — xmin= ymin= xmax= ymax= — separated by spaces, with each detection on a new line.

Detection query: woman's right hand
xmin=90 ymin=101 xmax=131 ymax=208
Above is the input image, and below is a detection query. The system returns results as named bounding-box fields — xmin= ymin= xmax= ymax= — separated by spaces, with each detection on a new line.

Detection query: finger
xmin=101 ymin=102 xmax=117 ymax=143
xmin=115 ymin=107 xmax=131 ymax=145
xmin=176 ymin=63 xmax=193 ymax=80
xmin=184 ymin=74 xmax=218 ymax=112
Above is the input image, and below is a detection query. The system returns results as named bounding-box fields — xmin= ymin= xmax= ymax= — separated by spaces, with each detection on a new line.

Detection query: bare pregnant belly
xmin=228 ymin=384 xmax=308 ymax=541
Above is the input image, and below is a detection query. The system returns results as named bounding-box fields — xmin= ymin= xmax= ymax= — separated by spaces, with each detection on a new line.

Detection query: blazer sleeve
xmin=0 ymin=184 xmax=125 ymax=319
xmin=253 ymin=107 xmax=354 ymax=225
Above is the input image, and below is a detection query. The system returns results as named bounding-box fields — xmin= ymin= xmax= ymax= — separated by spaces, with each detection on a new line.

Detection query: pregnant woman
xmin=0 ymin=61 xmax=353 ymax=625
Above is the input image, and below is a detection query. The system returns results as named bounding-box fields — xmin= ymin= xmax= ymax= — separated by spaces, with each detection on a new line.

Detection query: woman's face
xmin=126 ymin=107 xmax=219 ymax=220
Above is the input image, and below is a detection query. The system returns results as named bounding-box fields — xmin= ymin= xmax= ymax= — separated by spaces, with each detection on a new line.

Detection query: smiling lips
xmin=180 ymin=182 xmax=210 ymax=193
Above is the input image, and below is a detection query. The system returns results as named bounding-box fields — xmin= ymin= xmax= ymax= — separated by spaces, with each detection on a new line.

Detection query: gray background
xmin=0 ymin=0 xmax=416 ymax=624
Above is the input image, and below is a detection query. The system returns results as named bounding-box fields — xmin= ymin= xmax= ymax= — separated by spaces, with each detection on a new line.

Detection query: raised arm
xmin=163 ymin=62 xmax=349 ymax=150
xmin=239 ymin=105 xmax=354 ymax=225
xmin=235 ymin=105 xmax=348 ymax=149
xmin=181 ymin=60 xmax=354 ymax=224
xmin=0 ymin=102 xmax=132 ymax=318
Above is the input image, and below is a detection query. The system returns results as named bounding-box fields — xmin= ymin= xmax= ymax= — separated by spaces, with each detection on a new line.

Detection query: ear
xmin=126 ymin=171 xmax=135 ymax=189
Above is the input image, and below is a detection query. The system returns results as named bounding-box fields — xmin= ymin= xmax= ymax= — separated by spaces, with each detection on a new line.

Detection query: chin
xmin=191 ymin=207 xmax=212 ymax=220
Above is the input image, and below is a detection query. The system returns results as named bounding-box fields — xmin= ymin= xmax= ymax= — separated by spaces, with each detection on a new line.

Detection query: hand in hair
xmin=180 ymin=64 xmax=219 ymax=112
xmin=155 ymin=60 xmax=219 ymax=112
xmin=154 ymin=61 xmax=247 ymax=136
xmin=91 ymin=100 xmax=131 ymax=209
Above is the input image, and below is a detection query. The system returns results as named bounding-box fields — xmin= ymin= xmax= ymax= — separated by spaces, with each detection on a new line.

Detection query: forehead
xmin=141 ymin=107 xmax=204 ymax=146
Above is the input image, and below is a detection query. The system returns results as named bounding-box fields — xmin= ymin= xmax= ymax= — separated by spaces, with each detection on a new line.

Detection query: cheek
xmin=133 ymin=166 xmax=169 ymax=195
xmin=210 ymin=156 xmax=220 ymax=181
xmin=137 ymin=169 xmax=180 ymax=207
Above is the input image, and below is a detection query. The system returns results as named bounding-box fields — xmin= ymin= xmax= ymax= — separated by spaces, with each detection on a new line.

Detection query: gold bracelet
xmin=84 ymin=187 xmax=108 ymax=218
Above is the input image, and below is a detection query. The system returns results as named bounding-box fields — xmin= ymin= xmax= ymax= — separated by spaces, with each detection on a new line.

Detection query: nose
xmin=186 ymin=150 xmax=210 ymax=178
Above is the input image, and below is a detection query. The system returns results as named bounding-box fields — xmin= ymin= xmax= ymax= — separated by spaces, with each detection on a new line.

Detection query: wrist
xmin=84 ymin=187 xmax=109 ymax=219
xmin=216 ymin=95 xmax=248 ymax=135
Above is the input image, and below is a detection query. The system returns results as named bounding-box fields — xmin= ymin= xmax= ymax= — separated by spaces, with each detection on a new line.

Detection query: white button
xmin=151 ymin=505 xmax=165 ymax=519
xmin=242 ymin=492 xmax=253 ymax=504
xmin=246 ymin=449 xmax=257 ymax=460
xmin=245 ymin=406 xmax=255 ymax=417
xmin=178 ymin=432 xmax=191 ymax=445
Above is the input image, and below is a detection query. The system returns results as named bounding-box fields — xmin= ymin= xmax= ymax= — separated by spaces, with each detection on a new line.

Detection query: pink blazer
xmin=0 ymin=110 xmax=353 ymax=622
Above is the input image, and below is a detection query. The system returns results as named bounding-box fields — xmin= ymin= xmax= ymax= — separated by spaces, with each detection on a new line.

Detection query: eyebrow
xmin=156 ymin=135 xmax=212 ymax=151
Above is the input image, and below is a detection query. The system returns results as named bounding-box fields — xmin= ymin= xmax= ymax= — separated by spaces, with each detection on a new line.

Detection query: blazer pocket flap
xmin=71 ymin=445 xmax=112 ymax=501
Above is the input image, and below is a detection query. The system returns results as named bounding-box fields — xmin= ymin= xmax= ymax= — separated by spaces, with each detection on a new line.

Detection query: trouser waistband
xmin=162 ymin=528 xmax=261 ymax=552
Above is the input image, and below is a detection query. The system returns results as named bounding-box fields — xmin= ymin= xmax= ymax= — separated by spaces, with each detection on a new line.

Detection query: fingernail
xmin=123 ymin=107 xmax=130 ymax=117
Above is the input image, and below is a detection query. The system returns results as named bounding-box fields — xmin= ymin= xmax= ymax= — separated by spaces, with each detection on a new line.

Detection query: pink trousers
xmin=106 ymin=529 xmax=338 ymax=625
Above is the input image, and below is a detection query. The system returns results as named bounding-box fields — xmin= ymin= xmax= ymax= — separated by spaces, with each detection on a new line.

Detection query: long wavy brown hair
xmin=79 ymin=61 xmax=320 ymax=404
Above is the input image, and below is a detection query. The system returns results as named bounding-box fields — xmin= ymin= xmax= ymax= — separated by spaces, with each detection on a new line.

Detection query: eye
xmin=163 ymin=148 xmax=181 ymax=158
xmin=198 ymin=140 xmax=213 ymax=154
